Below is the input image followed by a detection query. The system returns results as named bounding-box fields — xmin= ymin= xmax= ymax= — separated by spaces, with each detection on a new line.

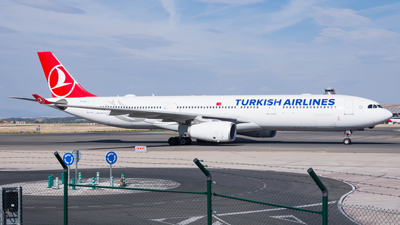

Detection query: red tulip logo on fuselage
xmin=48 ymin=65 xmax=76 ymax=97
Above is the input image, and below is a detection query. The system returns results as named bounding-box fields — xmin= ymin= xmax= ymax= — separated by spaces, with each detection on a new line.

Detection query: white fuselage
xmin=47 ymin=94 xmax=392 ymax=133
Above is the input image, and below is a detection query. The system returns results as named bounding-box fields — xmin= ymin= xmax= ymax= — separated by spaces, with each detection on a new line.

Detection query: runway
xmin=0 ymin=126 xmax=399 ymax=224
xmin=1 ymin=126 xmax=399 ymax=153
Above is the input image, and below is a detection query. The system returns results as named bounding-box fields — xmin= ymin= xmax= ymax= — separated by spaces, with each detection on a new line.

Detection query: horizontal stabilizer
xmin=7 ymin=96 xmax=37 ymax=102
xmin=32 ymin=94 xmax=54 ymax=105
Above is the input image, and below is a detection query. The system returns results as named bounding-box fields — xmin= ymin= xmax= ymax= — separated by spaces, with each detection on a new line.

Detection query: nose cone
xmin=382 ymin=109 xmax=393 ymax=121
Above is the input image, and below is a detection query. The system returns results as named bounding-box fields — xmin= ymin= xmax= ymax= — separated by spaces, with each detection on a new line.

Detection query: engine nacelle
xmin=188 ymin=122 xmax=237 ymax=142
xmin=238 ymin=130 xmax=277 ymax=138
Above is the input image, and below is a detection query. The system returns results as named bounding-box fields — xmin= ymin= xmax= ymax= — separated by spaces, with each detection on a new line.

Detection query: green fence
xmin=55 ymin=153 xmax=329 ymax=224
xmin=1 ymin=153 xmax=400 ymax=224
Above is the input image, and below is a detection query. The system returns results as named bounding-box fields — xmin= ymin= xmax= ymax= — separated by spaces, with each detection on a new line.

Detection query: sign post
xmin=63 ymin=153 xmax=74 ymax=187
xmin=105 ymin=151 xmax=117 ymax=186
xmin=72 ymin=150 xmax=82 ymax=183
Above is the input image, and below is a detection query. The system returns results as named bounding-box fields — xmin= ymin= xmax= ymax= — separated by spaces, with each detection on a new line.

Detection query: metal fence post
xmin=307 ymin=168 xmax=328 ymax=225
xmin=207 ymin=177 xmax=212 ymax=225
xmin=54 ymin=151 xmax=69 ymax=225
xmin=193 ymin=158 xmax=212 ymax=225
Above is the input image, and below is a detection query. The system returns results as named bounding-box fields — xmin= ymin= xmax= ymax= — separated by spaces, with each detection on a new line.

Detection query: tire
xmin=168 ymin=137 xmax=178 ymax=145
xmin=179 ymin=138 xmax=188 ymax=145
xmin=180 ymin=138 xmax=192 ymax=145
xmin=343 ymin=138 xmax=351 ymax=145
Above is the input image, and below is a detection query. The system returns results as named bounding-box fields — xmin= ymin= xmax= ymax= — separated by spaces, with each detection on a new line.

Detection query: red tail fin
xmin=37 ymin=52 xmax=96 ymax=98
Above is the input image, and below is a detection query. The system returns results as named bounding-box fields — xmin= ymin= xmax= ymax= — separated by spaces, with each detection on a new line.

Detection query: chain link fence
xmin=1 ymin=155 xmax=400 ymax=224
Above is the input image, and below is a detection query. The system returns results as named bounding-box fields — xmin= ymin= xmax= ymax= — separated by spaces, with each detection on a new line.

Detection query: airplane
xmin=8 ymin=52 xmax=392 ymax=145
xmin=388 ymin=117 xmax=400 ymax=124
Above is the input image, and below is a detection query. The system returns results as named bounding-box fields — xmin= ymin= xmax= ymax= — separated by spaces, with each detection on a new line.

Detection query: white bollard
xmin=55 ymin=177 xmax=59 ymax=189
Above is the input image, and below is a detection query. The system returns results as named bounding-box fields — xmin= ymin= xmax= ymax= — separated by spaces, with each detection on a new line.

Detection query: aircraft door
xmin=344 ymin=100 xmax=354 ymax=115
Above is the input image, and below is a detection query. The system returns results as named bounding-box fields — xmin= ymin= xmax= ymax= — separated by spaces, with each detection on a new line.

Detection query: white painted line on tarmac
xmin=150 ymin=216 xmax=204 ymax=225
xmin=271 ymin=215 xmax=306 ymax=224
xmin=216 ymin=201 xmax=336 ymax=216
xmin=212 ymin=215 xmax=231 ymax=225
xmin=150 ymin=201 xmax=337 ymax=224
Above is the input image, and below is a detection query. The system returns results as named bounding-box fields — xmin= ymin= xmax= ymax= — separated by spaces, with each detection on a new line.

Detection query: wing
xmin=54 ymin=103 xmax=250 ymax=124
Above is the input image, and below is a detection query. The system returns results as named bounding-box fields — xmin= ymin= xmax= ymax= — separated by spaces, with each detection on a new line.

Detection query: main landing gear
xmin=168 ymin=136 xmax=192 ymax=146
xmin=343 ymin=130 xmax=352 ymax=145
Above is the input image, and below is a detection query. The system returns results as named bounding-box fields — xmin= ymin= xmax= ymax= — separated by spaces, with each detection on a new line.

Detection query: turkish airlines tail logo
xmin=38 ymin=52 xmax=96 ymax=98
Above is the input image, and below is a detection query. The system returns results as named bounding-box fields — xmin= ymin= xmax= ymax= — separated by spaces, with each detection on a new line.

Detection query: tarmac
xmin=0 ymin=124 xmax=399 ymax=212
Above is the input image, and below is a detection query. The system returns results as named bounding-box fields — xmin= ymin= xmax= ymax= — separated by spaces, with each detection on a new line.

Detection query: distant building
xmin=382 ymin=104 xmax=400 ymax=116
xmin=15 ymin=121 xmax=26 ymax=125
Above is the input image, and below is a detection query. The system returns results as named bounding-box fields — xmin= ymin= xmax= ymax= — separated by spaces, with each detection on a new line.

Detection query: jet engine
xmin=239 ymin=130 xmax=277 ymax=138
xmin=188 ymin=122 xmax=237 ymax=142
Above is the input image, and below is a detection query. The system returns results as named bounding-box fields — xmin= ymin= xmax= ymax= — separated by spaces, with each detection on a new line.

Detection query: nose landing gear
xmin=343 ymin=130 xmax=352 ymax=145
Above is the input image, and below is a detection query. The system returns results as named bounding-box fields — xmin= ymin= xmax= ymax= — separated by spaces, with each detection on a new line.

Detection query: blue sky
xmin=1 ymin=0 xmax=399 ymax=117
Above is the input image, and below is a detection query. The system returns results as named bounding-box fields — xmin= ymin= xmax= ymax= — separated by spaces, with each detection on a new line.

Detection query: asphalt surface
xmin=1 ymin=168 xmax=351 ymax=225
xmin=1 ymin=126 xmax=399 ymax=224
xmin=0 ymin=126 xmax=399 ymax=153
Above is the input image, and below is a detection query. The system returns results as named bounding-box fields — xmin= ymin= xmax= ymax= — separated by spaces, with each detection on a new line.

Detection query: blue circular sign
xmin=63 ymin=153 xmax=74 ymax=166
xmin=105 ymin=151 xmax=117 ymax=165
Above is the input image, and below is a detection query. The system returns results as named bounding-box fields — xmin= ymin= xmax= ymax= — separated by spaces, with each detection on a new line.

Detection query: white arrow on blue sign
xmin=63 ymin=153 xmax=75 ymax=166
xmin=105 ymin=151 xmax=117 ymax=165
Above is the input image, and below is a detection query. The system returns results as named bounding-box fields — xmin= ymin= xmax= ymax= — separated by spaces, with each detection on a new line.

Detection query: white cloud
xmin=201 ymin=28 xmax=223 ymax=33
xmin=315 ymin=27 xmax=400 ymax=43
xmin=359 ymin=2 xmax=400 ymax=13
xmin=357 ymin=51 xmax=399 ymax=64
xmin=261 ymin=0 xmax=316 ymax=33
xmin=0 ymin=26 xmax=18 ymax=33
xmin=309 ymin=6 xmax=371 ymax=27
xmin=195 ymin=0 xmax=263 ymax=5
xmin=114 ymin=34 xmax=174 ymax=50
xmin=159 ymin=0 xmax=180 ymax=26
xmin=10 ymin=0 xmax=86 ymax=14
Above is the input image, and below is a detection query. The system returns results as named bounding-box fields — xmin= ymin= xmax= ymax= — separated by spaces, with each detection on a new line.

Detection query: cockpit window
xmin=368 ymin=104 xmax=383 ymax=109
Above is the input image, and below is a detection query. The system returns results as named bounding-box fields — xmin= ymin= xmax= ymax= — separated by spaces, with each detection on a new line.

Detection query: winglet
xmin=32 ymin=94 xmax=53 ymax=105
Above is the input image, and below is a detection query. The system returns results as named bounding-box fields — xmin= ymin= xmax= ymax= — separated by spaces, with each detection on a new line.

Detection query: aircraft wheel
xmin=343 ymin=138 xmax=351 ymax=145
xmin=179 ymin=138 xmax=187 ymax=145
xmin=168 ymin=137 xmax=179 ymax=146
xmin=179 ymin=137 xmax=192 ymax=145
